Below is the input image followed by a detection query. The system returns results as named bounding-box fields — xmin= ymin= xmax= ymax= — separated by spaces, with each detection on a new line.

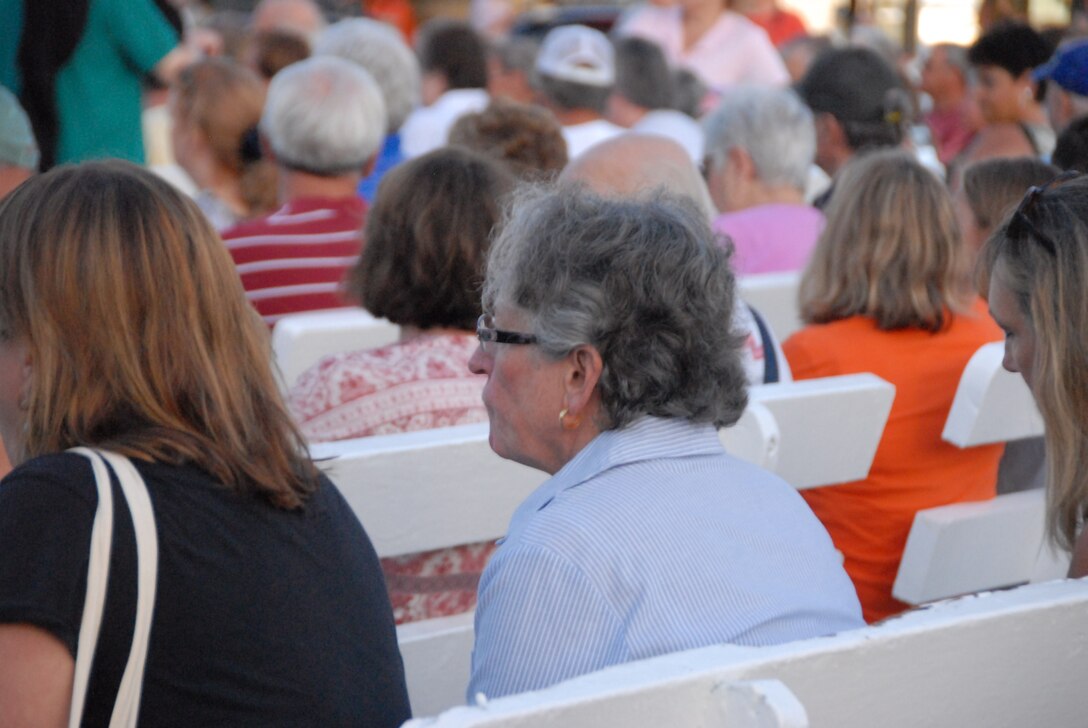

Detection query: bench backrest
xmin=738 ymin=271 xmax=803 ymax=343
xmin=942 ymin=341 xmax=1043 ymax=447
xmin=403 ymin=579 xmax=1088 ymax=726
xmin=271 ymin=308 xmax=400 ymax=388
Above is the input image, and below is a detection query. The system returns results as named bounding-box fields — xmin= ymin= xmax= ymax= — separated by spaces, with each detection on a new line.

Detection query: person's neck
xmin=555 ymin=108 xmax=605 ymax=126
xmin=728 ymin=182 xmax=805 ymax=211
xmin=203 ymin=165 xmax=248 ymax=217
xmin=930 ymin=87 xmax=967 ymax=113
xmin=399 ymin=325 xmax=472 ymax=342
xmin=682 ymin=1 xmax=725 ymax=50
xmin=278 ymin=169 xmax=362 ymax=204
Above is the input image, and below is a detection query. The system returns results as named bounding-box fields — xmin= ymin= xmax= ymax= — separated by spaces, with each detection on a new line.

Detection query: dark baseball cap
xmin=1033 ymin=39 xmax=1088 ymax=97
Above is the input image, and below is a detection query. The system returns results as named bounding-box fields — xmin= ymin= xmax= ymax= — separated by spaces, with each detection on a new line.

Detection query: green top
xmin=54 ymin=0 xmax=178 ymax=165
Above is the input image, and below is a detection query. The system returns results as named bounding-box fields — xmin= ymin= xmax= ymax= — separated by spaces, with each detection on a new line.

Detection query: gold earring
xmin=559 ymin=408 xmax=582 ymax=430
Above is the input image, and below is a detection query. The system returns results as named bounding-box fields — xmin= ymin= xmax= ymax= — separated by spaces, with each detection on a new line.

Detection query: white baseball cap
xmin=536 ymin=25 xmax=615 ymax=88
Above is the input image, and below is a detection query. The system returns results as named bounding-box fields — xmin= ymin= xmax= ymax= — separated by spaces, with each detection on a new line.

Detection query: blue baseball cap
xmin=1034 ymin=39 xmax=1088 ymax=97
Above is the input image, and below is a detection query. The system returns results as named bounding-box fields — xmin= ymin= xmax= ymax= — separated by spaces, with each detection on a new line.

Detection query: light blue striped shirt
xmin=468 ymin=416 xmax=864 ymax=701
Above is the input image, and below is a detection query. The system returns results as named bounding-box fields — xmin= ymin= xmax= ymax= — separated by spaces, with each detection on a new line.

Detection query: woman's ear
xmin=562 ymin=344 xmax=603 ymax=415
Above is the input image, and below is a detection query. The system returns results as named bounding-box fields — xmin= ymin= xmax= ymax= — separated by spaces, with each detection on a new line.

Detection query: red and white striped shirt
xmin=222 ymin=196 xmax=366 ymax=326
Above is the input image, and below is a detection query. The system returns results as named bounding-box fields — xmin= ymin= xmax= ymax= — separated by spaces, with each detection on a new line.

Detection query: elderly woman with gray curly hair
xmin=465 ymin=186 xmax=863 ymax=701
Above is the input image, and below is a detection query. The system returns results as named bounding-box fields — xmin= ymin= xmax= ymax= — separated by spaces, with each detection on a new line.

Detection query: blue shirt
xmin=468 ymin=417 xmax=864 ymax=700
xmin=357 ymin=133 xmax=404 ymax=204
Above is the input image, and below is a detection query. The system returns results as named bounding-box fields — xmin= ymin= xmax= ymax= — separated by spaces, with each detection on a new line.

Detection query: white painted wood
xmin=719 ymin=401 xmax=780 ymax=472
xmin=270 ymin=308 xmax=400 ymax=389
xmin=738 ymin=271 xmax=802 ymax=342
xmin=310 ymin=423 xmax=546 ymax=559
xmin=942 ymin=341 xmax=1044 ymax=447
xmin=404 ymin=580 xmax=1088 ymax=726
xmin=892 ymin=489 xmax=1071 ymax=605
xmin=398 ymin=611 xmax=477 ymax=718
xmin=733 ymin=374 xmax=895 ymax=490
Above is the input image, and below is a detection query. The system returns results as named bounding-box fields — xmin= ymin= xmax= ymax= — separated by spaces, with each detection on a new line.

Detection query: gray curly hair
xmin=483 ymin=185 xmax=748 ymax=430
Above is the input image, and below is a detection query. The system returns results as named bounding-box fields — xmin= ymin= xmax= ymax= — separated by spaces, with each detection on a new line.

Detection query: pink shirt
xmin=713 ymin=203 xmax=825 ymax=275
xmin=618 ymin=7 xmax=789 ymax=94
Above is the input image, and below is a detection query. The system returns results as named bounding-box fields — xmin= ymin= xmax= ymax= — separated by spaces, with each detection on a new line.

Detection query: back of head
xmin=535 ymin=25 xmax=615 ymax=113
xmin=613 ymin=36 xmax=673 ymax=110
xmin=448 ymin=99 xmax=568 ymax=180
xmin=1052 ymin=115 xmax=1088 ymax=172
xmin=560 ymin=133 xmax=715 ymax=220
xmin=968 ymin=21 xmax=1050 ymax=77
xmin=962 ymin=156 xmax=1061 ymax=233
xmin=261 ymin=56 xmax=387 ymax=175
xmin=703 ymin=85 xmax=815 ymax=191
xmin=173 ymin=58 xmax=265 ymax=176
xmin=248 ymin=29 xmax=311 ymax=81
xmin=417 ymin=20 xmax=488 ymax=90
xmin=484 ymin=185 xmax=747 ymax=429
xmin=981 ymin=174 xmax=1088 ymax=550
xmin=251 ymin=0 xmax=326 ymax=49
xmin=801 ymin=149 xmax=969 ymax=331
xmin=797 ymin=46 xmax=909 ymax=152
xmin=354 ymin=147 xmax=514 ymax=330
xmin=0 ymin=160 xmax=315 ymax=505
xmin=315 ymin=18 xmax=421 ymax=132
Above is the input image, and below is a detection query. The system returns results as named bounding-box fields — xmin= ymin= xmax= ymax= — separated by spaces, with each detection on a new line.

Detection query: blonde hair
xmin=800 ymin=149 xmax=972 ymax=332
xmin=173 ymin=58 xmax=277 ymax=217
xmin=981 ymin=175 xmax=1088 ymax=551
xmin=0 ymin=161 xmax=317 ymax=509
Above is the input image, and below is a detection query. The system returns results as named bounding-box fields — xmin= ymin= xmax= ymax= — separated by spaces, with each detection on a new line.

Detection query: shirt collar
xmin=505 ymin=416 xmax=722 ymax=538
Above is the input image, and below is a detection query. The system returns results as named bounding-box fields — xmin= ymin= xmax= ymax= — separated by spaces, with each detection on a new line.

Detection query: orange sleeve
xmin=782 ymin=326 xmax=844 ymax=381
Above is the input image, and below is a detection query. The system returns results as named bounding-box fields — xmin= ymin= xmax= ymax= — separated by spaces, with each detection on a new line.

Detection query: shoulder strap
xmin=67 ymin=448 xmax=159 ymax=728
xmin=748 ymin=304 xmax=780 ymax=384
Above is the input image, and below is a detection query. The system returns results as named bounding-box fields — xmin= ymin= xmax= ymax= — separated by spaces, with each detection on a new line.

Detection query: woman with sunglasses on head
xmin=465 ymin=185 xmax=862 ymax=701
xmin=982 ymin=171 xmax=1088 ymax=577
xmin=0 ymin=161 xmax=409 ymax=726
xmin=783 ymin=149 xmax=1005 ymax=623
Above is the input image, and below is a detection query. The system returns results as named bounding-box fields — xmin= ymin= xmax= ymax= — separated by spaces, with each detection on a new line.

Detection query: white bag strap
xmin=67 ymin=448 xmax=159 ymax=728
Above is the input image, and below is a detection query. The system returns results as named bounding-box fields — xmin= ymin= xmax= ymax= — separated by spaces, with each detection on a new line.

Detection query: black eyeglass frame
xmin=476 ymin=314 xmax=538 ymax=349
xmin=1007 ymin=170 xmax=1081 ymax=255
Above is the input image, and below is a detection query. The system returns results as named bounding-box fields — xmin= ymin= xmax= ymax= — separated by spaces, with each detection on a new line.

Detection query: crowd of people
xmin=1 ymin=0 xmax=1088 ymax=722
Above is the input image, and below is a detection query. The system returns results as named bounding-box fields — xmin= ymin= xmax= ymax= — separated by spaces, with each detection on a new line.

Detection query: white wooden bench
xmin=402 ymin=579 xmax=1088 ymax=726
xmin=310 ymin=373 xmax=893 ymax=715
xmin=738 ymin=271 xmax=802 ymax=343
xmin=894 ymin=342 xmax=1061 ymax=606
xmin=271 ymin=308 xmax=400 ymax=389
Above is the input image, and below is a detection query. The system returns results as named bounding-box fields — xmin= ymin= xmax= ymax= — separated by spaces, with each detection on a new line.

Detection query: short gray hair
xmin=314 ymin=18 xmax=421 ymax=132
xmin=484 ymin=185 xmax=748 ymax=430
xmin=703 ymin=86 xmax=815 ymax=191
xmin=537 ymin=75 xmax=611 ymax=113
xmin=260 ymin=56 xmax=387 ymax=175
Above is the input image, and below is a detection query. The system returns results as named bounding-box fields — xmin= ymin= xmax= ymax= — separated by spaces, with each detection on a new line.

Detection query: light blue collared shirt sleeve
xmin=468 ymin=542 xmax=626 ymax=701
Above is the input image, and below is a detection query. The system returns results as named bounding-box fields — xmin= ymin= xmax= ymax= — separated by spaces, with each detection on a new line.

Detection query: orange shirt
xmin=782 ymin=301 xmax=1003 ymax=622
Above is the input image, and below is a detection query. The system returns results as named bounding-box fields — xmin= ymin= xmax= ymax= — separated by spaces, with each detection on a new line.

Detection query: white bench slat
xmin=271 ymin=308 xmax=400 ymax=388
xmin=725 ymin=373 xmax=894 ymax=490
xmin=398 ymin=611 xmax=477 ymax=718
xmin=738 ymin=271 xmax=802 ymax=342
xmin=311 ymin=423 xmax=546 ymax=559
xmin=893 ymin=490 xmax=1071 ymax=605
xmin=942 ymin=341 xmax=1043 ymax=447
xmin=404 ymin=579 xmax=1088 ymax=726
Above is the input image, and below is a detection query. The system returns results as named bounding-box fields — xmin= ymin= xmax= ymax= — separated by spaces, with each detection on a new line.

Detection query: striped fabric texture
xmin=222 ymin=196 xmax=366 ymax=326
xmin=468 ymin=416 xmax=864 ymax=701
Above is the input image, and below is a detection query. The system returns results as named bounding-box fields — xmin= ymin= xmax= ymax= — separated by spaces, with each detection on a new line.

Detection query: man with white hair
xmin=221 ymin=56 xmax=387 ymax=326
xmin=561 ymin=133 xmax=789 ymax=385
xmin=315 ymin=18 xmax=421 ymax=201
xmin=703 ymin=86 xmax=823 ymax=275
xmin=535 ymin=24 xmax=625 ymax=158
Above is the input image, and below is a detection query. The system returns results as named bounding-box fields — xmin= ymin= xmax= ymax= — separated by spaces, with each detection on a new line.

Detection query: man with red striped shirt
xmin=222 ymin=56 xmax=388 ymax=327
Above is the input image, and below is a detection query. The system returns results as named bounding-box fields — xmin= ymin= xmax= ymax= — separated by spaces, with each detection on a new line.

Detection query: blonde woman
xmin=783 ymin=150 xmax=1004 ymax=622
xmin=982 ymin=172 xmax=1088 ymax=576
xmin=0 ymin=162 xmax=409 ymax=725
xmin=170 ymin=58 xmax=277 ymax=230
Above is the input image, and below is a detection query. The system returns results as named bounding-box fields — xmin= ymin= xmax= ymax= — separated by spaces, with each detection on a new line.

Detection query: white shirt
xmin=633 ymin=109 xmax=705 ymax=163
xmin=562 ymin=118 xmax=626 ymax=159
xmin=400 ymin=89 xmax=490 ymax=159
xmin=618 ymin=7 xmax=788 ymax=94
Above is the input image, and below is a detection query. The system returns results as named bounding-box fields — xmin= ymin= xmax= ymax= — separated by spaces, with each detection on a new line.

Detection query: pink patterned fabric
xmin=289 ymin=332 xmax=496 ymax=624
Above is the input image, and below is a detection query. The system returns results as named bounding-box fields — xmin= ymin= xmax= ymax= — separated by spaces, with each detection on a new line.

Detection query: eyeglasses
xmin=1007 ymin=170 xmax=1081 ymax=255
xmin=476 ymin=314 xmax=538 ymax=352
